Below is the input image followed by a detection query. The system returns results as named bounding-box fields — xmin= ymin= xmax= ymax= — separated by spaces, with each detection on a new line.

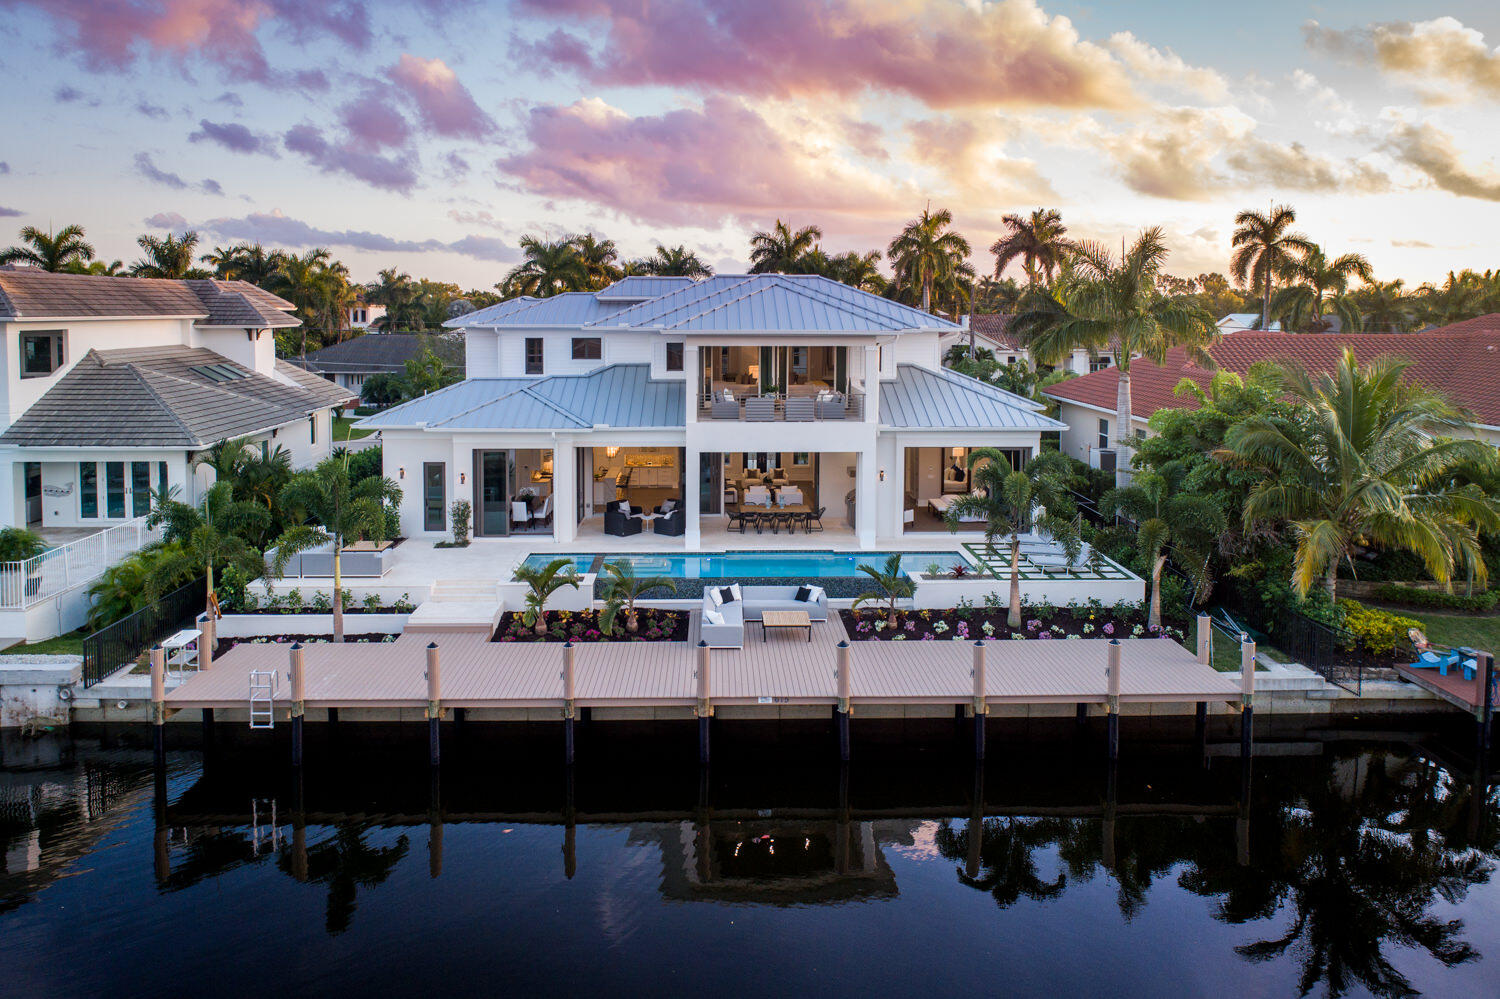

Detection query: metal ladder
xmin=249 ymin=670 xmax=277 ymax=729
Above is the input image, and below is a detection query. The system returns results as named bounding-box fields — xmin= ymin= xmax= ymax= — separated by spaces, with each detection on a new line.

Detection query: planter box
xmin=909 ymin=571 xmax=1144 ymax=610
xmin=497 ymin=573 xmax=595 ymax=615
xmin=214 ymin=612 xmax=410 ymax=639
xmin=265 ymin=543 xmax=390 ymax=579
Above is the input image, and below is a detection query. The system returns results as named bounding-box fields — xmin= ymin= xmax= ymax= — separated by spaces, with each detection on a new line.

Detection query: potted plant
xmin=598 ymin=560 xmax=675 ymax=635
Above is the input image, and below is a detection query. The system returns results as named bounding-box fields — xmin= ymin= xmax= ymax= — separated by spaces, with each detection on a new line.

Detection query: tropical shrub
xmin=1337 ymin=599 xmax=1422 ymax=656
xmin=0 ymin=527 xmax=46 ymax=562
xmin=450 ymin=499 xmax=471 ymax=546
xmin=1369 ymin=584 xmax=1498 ymax=613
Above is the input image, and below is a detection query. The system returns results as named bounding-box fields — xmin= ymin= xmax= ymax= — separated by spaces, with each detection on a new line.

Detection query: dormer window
xmin=20 ymin=331 xmax=65 ymax=377
xmin=526 ymin=337 xmax=544 ymax=374
xmin=571 ymin=337 xmax=602 ymax=361
xmin=666 ymin=342 xmax=683 ymax=371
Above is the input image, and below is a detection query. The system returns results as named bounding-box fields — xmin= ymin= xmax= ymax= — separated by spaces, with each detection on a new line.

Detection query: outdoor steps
xmin=405 ymin=579 xmax=504 ymax=634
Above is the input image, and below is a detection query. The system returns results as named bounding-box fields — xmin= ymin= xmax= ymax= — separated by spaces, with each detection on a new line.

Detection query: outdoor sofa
xmin=700 ymin=584 xmax=829 ymax=649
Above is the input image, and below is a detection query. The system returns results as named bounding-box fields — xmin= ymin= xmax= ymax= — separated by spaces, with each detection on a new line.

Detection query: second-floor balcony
xmin=698 ymin=343 xmax=870 ymax=422
xmin=698 ymin=386 xmax=866 ymax=421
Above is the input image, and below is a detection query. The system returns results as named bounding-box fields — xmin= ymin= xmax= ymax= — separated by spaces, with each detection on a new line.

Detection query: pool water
xmin=516 ymin=550 xmax=969 ymax=580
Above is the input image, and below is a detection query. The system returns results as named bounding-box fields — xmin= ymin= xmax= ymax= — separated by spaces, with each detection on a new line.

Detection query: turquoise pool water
xmin=516 ymin=550 xmax=968 ymax=579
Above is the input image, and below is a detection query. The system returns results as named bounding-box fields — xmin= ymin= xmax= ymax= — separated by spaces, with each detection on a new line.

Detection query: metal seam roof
xmin=880 ymin=364 xmax=1065 ymax=430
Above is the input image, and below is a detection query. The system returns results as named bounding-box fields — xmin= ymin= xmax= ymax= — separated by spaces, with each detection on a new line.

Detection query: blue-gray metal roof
xmin=355 ymin=365 xmax=684 ymax=431
xmin=444 ymin=292 xmax=631 ymax=328
xmin=881 ymin=365 xmax=1066 ymax=430
xmin=595 ymin=275 xmax=698 ymax=301
xmin=587 ymin=274 xmax=959 ymax=332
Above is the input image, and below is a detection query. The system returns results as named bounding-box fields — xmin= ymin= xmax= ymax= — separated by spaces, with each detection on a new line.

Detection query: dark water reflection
xmin=3 ymin=721 xmax=1499 ymax=997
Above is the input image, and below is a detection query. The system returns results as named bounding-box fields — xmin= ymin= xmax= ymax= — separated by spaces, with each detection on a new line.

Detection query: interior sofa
xmin=605 ymin=502 xmax=643 ymax=536
xmin=700 ymin=584 xmax=829 ymax=648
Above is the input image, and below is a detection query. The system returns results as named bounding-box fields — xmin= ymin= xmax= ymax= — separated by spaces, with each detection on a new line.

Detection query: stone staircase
xmin=404 ymin=579 xmax=504 ymax=634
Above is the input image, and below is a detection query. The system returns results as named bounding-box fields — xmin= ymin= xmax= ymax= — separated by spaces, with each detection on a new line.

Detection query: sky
xmin=0 ymin=0 xmax=1498 ymax=290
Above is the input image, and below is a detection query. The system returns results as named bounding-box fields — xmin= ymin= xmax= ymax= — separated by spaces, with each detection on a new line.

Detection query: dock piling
xmin=965 ymin=765 xmax=984 ymax=879
xmin=289 ymin=643 xmax=306 ymax=767
xmin=200 ymin=613 xmax=215 ymax=670
xmin=150 ymin=646 xmax=166 ymax=769
xmin=971 ymin=640 xmax=988 ymax=761
xmin=695 ymin=640 xmax=712 ymax=767
xmin=428 ymin=769 xmax=443 ymax=878
xmin=835 ymin=640 xmax=851 ymax=762
xmin=1240 ymin=635 xmax=1255 ymax=760
xmin=562 ymin=641 xmax=576 ymax=766
xmin=1196 ymin=614 xmax=1211 ymax=665
xmin=1478 ymin=651 xmax=1494 ymax=762
xmin=426 ymin=642 xmax=442 ymax=767
xmin=1106 ymin=640 xmax=1122 ymax=762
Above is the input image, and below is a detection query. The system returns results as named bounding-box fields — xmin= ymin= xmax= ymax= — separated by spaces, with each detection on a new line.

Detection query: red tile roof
xmin=1041 ymin=315 xmax=1500 ymax=427
xmin=968 ymin=313 xmax=1018 ymax=349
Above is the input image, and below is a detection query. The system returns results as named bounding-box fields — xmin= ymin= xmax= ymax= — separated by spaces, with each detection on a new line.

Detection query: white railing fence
xmin=0 ymin=517 xmax=160 ymax=609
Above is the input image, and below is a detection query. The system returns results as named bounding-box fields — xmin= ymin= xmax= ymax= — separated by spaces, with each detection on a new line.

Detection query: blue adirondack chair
xmin=1408 ymin=629 xmax=1478 ymax=680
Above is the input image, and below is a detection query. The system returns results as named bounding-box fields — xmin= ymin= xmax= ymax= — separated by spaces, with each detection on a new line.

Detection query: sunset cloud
xmin=1107 ymin=32 xmax=1230 ymax=101
xmin=133 ymin=152 xmax=224 ymax=196
xmin=189 ymin=118 xmax=275 ymax=155
xmin=387 ymin=54 xmax=495 ymax=139
xmin=513 ymin=0 xmax=1141 ymax=110
xmin=283 ymin=124 xmax=419 ymax=193
xmin=339 ymin=92 xmax=412 ymax=150
xmin=197 ymin=209 xmax=520 ymax=262
xmin=0 ymin=206 xmax=22 ymax=218
xmin=1382 ymin=120 xmax=1500 ymax=201
xmin=1306 ymin=16 xmax=1500 ymax=102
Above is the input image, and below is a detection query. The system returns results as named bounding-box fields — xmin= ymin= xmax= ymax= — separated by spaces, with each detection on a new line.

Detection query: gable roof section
xmin=0 ymin=345 xmax=353 ymax=448
xmin=443 ymin=292 xmax=629 ymax=328
xmin=0 ymin=270 xmax=298 ymax=326
xmin=882 ymin=364 xmax=1064 ymax=430
xmin=965 ymin=313 xmax=1020 ymax=349
xmin=1042 ymin=316 xmax=1500 ymax=426
xmin=301 ymin=332 xmax=465 ymax=373
xmin=357 ymin=364 xmax=684 ymax=431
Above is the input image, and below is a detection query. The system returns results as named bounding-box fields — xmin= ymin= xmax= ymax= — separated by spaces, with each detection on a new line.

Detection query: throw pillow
xmin=717 ymin=585 xmax=737 ymax=604
xmin=795 ymin=585 xmax=813 ymax=602
xmin=728 ymin=583 xmax=742 ymax=602
xmin=617 ymin=500 xmax=630 ymax=514
xmin=709 ymin=587 xmax=724 ymax=607
xmin=705 ymin=608 xmax=726 ymax=626
xmin=808 ymin=585 xmax=825 ymax=604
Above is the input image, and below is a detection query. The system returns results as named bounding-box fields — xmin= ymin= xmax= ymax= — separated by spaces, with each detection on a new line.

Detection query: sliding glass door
xmin=473 ymin=449 xmax=514 ymax=537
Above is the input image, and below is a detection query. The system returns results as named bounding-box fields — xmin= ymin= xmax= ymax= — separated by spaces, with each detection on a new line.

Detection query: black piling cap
xmin=697 ymin=639 xmax=708 ymax=647
xmin=290 ymin=642 xmax=302 ymax=651
xmin=837 ymin=639 xmax=849 ymax=648
xmin=428 ymin=641 xmax=439 ymax=649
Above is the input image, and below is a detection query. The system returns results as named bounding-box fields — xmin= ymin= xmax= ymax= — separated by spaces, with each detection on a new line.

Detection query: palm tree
xmin=269 ymin=454 xmax=402 ymax=641
xmin=851 ymin=553 xmax=916 ymax=628
xmin=1231 ymin=204 xmax=1316 ymax=331
xmin=131 ymin=231 xmax=203 ymax=278
xmin=1270 ymin=245 xmax=1374 ymax=332
xmin=1102 ymin=469 xmax=1226 ymax=628
xmin=144 ymin=481 xmax=269 ymax=610
xmin=1222 ymin=349 xmax=1500 ymax=600
xmin=642 ymin=245 xmax=712 ymax=278
xmin=827 ymin=250 xmax=885 ymax=292
xmin=202 ymin=242 xmax=284 ymax=285
xmin=0 ymin=224 xmax=94 ymax=271
xmin=1414 ymin=269 xmax=1500 ymax=326
xmin=749 ymin=220 xmax=823 ymax=273
xmin=501 ymin=236 xmax=590 ymax=298
xmin=275 ymin=248 xmax=344 ymax=359
xmin=946 ymin=449 xmax=1082 ymax=627
xmin=1356 ymin=280 xmax=1414 ymax=333
xmin=598 ymin=560 xmax=675 ymax=634
xmin=990 ymin=208 xmax=1075 ymax=287
xmin=887 ymin=206 xmax=971 ymax=313
xmin=366 ymin=268 xmax=425 ymax=331
xmin=1010 ymin=227 xmax=1218 ymax=483
xmin=513 ymin=557 xmax=581 ymax=635
xmin=571 ymin=233 xmax=621 ymax=289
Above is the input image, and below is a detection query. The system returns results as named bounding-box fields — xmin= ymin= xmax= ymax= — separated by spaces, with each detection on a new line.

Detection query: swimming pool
xmin=516 ymin=550 xmax=970 ymax=580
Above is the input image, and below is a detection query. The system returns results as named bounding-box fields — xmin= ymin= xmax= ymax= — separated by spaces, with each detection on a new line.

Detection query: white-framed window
xmin=20 ymin=330 xmax=66 ymax=378
xmin=1098 ymin=418 xmax=1110 ymax=450
xmin=1089 ymin=355 xmax=1112 ymax=373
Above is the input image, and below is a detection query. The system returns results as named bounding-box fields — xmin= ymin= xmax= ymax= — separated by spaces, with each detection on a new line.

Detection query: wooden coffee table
xmin=760 ymin=609 xmax=813 ymax=643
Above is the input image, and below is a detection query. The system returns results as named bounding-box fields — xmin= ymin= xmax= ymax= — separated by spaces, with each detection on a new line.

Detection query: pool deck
xmin=166 ymin=615 xmax=1241 ymax=715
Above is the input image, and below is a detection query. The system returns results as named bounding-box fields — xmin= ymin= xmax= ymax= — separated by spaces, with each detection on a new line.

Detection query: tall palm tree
xmin=1356 ymin=280 xmax=1415 ymax=333
xmin=1222 ymin=350 xmax=1500 ymax=600
xmin=642 ymin=244 xmax=712 ymax=278
xmin=827 ymin=250 xmax=885 ymax=292
xmin=1270 ymin=245 xmax=1374 ymax=332
xmin=65 ymin=258 xmax=125 ymax=276
xmin=275 ymin=248 xmax=345 ymax=358
xmin=0 ymin=224 xmax=94 ymax=271
xmin=144 ymin=480 xmax=269 ymax=610
xmin=131 ymin=231 xmax=203 ymax=278
xmin=990 ymin=208 xmax=1075 ymax=287
xmin=202 ymin=242 xmax=283 ymax=285
xmin=1010 ymin=227 xmax=1218 ymax=484
xmin=1102 ymin=469 xmax=1226 ymax=628
xmin=501 ymin=236 xmax=589 ymax=298
xmin=571 ymin=233 xmax=621 ymax=289
xmin=749 ymin=220 xmax=823 ymax=273
xmin=366 ymin=268 xmax=425 ymax=331
xmin=270 ymin=454 xmax=402 ymax=641
xmin=1231 ymin=204 xmax=1316 ymax=331
xmin=887 ymin=206 xmax=971 ymax=313
xmin=946 ymin=449 xmax=1081 ymax=627
xmin=1415 ymin=269 xmax=1500 ymax=326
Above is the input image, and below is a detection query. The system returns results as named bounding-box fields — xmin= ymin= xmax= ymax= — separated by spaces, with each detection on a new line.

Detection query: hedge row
xmin=1370 ymin=584 xmax=1498 ymax=613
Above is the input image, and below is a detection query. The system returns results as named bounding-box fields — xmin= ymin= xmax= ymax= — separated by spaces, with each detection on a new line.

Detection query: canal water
xmin=3 ymin=720 xmax=1499 ymax=997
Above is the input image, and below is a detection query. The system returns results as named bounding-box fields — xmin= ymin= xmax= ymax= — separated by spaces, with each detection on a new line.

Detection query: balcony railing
xmin=699 ymin=390 xmax=865 ymax=422
xmin=0 ymin=516 xmax=160 ymax=609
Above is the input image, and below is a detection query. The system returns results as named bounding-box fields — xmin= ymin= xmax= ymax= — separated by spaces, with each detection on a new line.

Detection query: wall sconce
xmin=460 ymin=472 xmax=466 ymax=485
xmin=398 ymin=467 xmax=405 ymax=479
xmin=878 ymin=469 xmax=886 ymax=481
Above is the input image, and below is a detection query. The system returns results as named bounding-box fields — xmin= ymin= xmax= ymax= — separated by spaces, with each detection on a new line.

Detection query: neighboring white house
xmin=0 ymin=269 xmax=354 ymax=531
xmin=1217 ymin=313 xmax=1282 ymax=334
xmin=946 ymin=314 xmax=1122 ymax=374
xmin=299 ymin=331 xmax=464 ymax=398
xmin=347 ymin=302 xmax=388 ymax=331
xmin=359 ymin=275 xmax=1064 ymax=548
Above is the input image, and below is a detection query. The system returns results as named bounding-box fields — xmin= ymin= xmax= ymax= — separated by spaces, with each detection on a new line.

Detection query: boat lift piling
xmin=695 ymin=640 xmax=712 ymax=766
xmin=1240 ymin=635 xmax=1256 ymax=760
xmin=150 ymin=646 xmax=166 ymax=770
xmin=289 ymin=643 xmax=306 ymax=768
xmin=425 ymin=642 xmax=442 ymax=767
xmin=562 ymin=641 xmax=577 ymax=766
xmin=1106 ymin=640 xmax=1122 ymax=762
xmin=972 ymin=640 xmax=988 ymax=762
xmin=835 ymin=640 xmax=851 ymax=762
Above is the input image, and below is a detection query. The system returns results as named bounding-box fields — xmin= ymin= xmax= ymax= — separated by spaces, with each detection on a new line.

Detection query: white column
xmin=855 ymin=450 xmax=877 ymax=548
xmin=684 ymin=448 xmax=701 ymax=549
xmin=0 ymin=457 xmax=18 ymax=528
xmin=552 ymin=441 xmax=576 ymax=544
xmin=684 ymin=343 xmax=699 ymax=425
xmin=862 ymin=344 xmax=881 ymax=425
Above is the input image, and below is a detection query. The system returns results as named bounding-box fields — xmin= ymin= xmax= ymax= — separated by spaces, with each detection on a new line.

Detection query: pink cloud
xmin=496 ymin=96 xmax=912 ymax=226
xmin=339 ymin=93 xmax=412 ymax=149
xmin=284 ymin=124 xmax=418 ymax=193
xmin=513 ymin=0 xmax=1138 ymax=109
xmin=387 ymin=54 xmax=494 ymax=139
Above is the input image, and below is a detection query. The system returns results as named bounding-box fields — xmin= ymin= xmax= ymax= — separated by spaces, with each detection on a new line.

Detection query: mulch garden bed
xmin=216 ymin=633 xmax=398 ymax=654
xmin=839 ymin=606 xmax=1187 ymax=643
xmin=493 ymin=608 xmax=689 ymax=643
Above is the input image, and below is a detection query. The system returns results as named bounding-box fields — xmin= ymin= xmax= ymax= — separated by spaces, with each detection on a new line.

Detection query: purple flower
xmin=1026 ymin=619 xmax=1041 ymax=632
xmin=1149 ymin=623 xmax=1160 ymax=633
xmin=905 ymin=620 xmax=917 ymax=631
xmin=1038 ymin=631 xmax=1053 ymax=640
xmin=1103 ymin=622 xmax=1115 ymax=636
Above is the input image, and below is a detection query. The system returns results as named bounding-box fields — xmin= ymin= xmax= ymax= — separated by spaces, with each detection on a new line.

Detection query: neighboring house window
xmin=1089 ymin=356 xmax=1112 ymax=373
xmin=310 ymin=414 xmax=318 ymax=444
xmin=157 ymin=461 xmax=168 ymax=497
xmin=526 ymin=337 xmax=544 ymax=374
xmin=1098 ymin=419 xmax=1110 ymax=450
xmin=666 ymin=342 xmax=683 ymax=372
xmin=571 ymin=337 xmax=602 ymax=361
xmin=79 ymin=462 xmax=97 ymax=518
xmin=1134 ymin=427 xmax=1147 ymax=441
xmin=424 ymin=463 xmax=446 ymax=532
xmin=20 ymin=331 xmax=65 ymax=378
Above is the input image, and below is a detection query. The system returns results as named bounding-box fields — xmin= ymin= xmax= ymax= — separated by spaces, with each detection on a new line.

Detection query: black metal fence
xmin=1267 ymin=611 xmax=1365 ymax=695
xmin=82 ymin=577 xmax=205 ymax=688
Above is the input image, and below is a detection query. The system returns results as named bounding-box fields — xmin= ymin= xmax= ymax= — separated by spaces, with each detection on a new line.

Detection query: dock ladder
xmin=249 ymin=670 xmax=277 ymax=729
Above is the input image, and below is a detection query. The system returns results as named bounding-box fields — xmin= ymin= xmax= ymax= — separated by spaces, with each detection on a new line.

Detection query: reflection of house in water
xmin=630 ymin=819 xmax=924 ymax=904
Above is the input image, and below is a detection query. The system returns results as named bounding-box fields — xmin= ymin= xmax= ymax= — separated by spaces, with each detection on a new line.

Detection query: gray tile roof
xmin=0 ymin=269 xmax=298 ymax=327
xmin=357 ymin=364 xmax=684 ymax=431
xmin=300 ymin=332 xmax=465 ymax=374
xmin=880 ymin=364 xmax=1064 ymax=430
xmin=0 ymin=345 xmax=354 ymax=448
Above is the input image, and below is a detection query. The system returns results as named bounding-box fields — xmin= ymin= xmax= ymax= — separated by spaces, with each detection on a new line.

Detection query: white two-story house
xmin=0 ymin=269 xmax=353 ymax=534
xmin=360 ymin=274 xmax=1063 ymax=549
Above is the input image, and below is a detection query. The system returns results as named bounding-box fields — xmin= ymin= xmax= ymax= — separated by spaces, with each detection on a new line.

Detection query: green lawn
xmin=334 ymin=415 xmax=374 ymax=441
xmin=1404 ymin=612 xmax=1500 ymax=655
xmin=1187 ymin=617 xmax=1287 ymax=672
xmin=1 ymin=630 xmax=86 ymax=656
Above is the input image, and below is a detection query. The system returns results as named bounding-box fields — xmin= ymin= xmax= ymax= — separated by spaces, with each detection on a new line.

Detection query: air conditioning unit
xmin=1090 ymin=448 xmax=1117 ymax=471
